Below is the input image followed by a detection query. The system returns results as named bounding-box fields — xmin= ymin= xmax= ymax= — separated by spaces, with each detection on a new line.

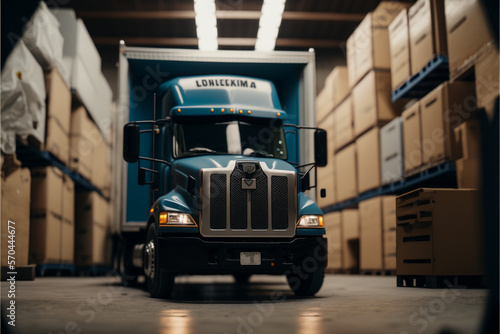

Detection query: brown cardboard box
xmin=70 ymin=106 xmax=96 ymax=181
xmin=45 ymin=68 xmax=71 ymax=165
xmin=356 ymin=127 xmax=381 ymax=193
xmin=382 ymin=196 xmax=397 ymax=270
xmin=315 ymin=86 xmax=335 ymax=124
xmin=342 ymin=209 xmax=359 ymax=270
xmin=347 ymin=34 xmax=357 ymax=88
xmin=1 ymin=168 xmax=31 ymax=267
xmin=352 ymin=71 xmax=398 ymax=137
xmin=382 ymin=196 xmax=397 ymax=231
xmin=408 ymin=0 xmax=447 ymax=75
xmin=456 ymin=158 xmax=480 ymax=189
xmin=402 ymin=103 xmax=422 ymax=173
xmin=324 ymin=66 xmax=350 ymax=109
xmin=454 ymin=120 xmax=480 ymax=161
xmin=75 ymin=192 xmax=110 ymax=266
xmin=92 ymin=140 xmax=112 ymax=197
xmin=61 ymin=174 xmax=75 ymax=264
xmin=389 ymin=9 xmax=411 ymax=90
xmin=359 ymin=197 xmax=384 ymax=270
xmin=334 ymin=96 xmax=354 ymax=151
xmin=420 ymin=82 xmax=475 ymax=165
xmin=29 ymin=167 xmax=64 ymax=264
xmin=335 ymin=144 xmax=357 ymax=202
xmin=384 ymin=229 xmax=397 ymax=270
xmin=475 ymin=45 xmax=499 ymax=119
xmin=396 ymin=188 xmax=483 ymax=276
xmin=445 ymin=0 xmax=494 ymax=74
xmin=324 ymin=212 xmax=342 ymax=270
xmin=349 ymin=2 xmax=412 ymax=86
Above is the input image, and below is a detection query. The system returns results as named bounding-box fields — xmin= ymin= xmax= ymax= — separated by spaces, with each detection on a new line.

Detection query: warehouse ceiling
xmin=60 ymin=0 xmax=396 ymax=51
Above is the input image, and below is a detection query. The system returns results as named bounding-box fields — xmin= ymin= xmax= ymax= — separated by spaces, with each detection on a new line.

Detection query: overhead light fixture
xmin=194 ymin=0 xmax=218 ymax=51
xmin=255 ymin=0 xmax=286 ymax=51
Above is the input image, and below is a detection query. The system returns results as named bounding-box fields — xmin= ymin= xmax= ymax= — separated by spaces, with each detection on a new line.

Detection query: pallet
xmin=450 ymin=42 xmax=495 ymax=82
xmin=76 ymin=265 xmax=111 ymax=277
xmin=36 ymin=263 xmax=75 ymax=277
xmin=397 ymin=275 xmax=485 ymax=289
xmin=360 ymin=270 xmax=396 ymax=276
xmin=1 ymin=265 xmax=36 ymax=281
xmin=392 ymin=55 xmax=449 ymax=102
xmin=321 ymin=161 xmax=457 ymax=214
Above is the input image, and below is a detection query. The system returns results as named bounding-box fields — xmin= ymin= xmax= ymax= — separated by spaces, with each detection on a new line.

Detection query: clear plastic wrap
xmin=1 ymin=40 xmax=46 ymax=154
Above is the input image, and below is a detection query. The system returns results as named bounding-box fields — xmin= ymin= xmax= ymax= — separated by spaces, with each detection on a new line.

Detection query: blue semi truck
xmin=113 ymin=45 xmax=328 ymax=298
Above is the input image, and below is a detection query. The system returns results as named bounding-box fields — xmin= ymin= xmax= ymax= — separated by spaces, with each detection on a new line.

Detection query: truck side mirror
xmin=314 ymin=129 xmax=327 ymax=167
xmin=123 ymin=123 xmax=140 ymax=163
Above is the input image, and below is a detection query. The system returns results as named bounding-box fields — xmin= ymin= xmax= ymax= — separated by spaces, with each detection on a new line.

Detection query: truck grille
xmin=201 ymin=161 xmax=297 ymax=237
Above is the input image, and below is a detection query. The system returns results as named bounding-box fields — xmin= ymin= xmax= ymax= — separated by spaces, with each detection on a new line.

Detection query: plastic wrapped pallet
xmin=1 ymin=40 xmax=46 ymax=154
xmin=21 ymin=1 xmax=67 ymax=83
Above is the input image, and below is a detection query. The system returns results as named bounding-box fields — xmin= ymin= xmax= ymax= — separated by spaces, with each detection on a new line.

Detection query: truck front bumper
xmin=157 ymin=236 xmax=327 ymax=275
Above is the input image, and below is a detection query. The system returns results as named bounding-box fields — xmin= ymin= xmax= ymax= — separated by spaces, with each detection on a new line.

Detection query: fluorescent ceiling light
xmin=255 ymin=0 xmax=286 ymax=51
xmin=194 ymin=0 xmax=218 ymax=51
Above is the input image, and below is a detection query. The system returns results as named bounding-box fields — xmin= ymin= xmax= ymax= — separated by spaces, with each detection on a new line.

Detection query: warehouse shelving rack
xmin=321 ymin=161 xmax=457 ymax=214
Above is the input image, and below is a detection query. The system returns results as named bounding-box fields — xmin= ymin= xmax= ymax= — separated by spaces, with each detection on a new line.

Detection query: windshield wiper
xmin=248 ymin=151 xmax=273 ymax=158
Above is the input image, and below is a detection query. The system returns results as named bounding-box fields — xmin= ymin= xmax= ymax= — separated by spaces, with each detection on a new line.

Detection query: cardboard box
xmin=456 ymin=158 xmax=480 ymax=189
xmin=420 ymin=82 xmax=475 ymax=164
xmin=1 ymin=168 xmax=31 ymax=267
xmin=347 ymin=34 xmax=357 ymax=88
xmin=382 ymin=196 xmax=397 ymax=232
xmin=316 ymin=86 xmax=335 ymax=124
xmin=75 ymin=192 xmax=110 ymax=266
xmin=408 ymin=0 xmax=447 ymax=75
xmin=323 ymin=66 xmax=349 ymax=110
xmin=348 ymin=2 xmax=412 ymax=86
xmin=402 ymin=103 xmax=422 ymax=173
xmin=389 ymin=9 xmax=411 ymax=90
xmin=92 ymin=140 xmax=112 ymax=197
xmin=359 ymin=197 xmax=384 ymax=270
xmin=396 ymin=188 xmax=483 ymax=276
xmin=356 ymin=127 xmax=381 ymax=193
xmin=335 ymin=144 xmax=357 ymax=202
xmin=445 ymin=0 xmax=494 ymax=74
xmin=454 ymin=120 xmax=481 ymax=161
xmin=342 ymin=209 xmax=359 ymax=270
xmin=334 ymin=96 xmax=354 ymax=151
xmin=352 ymin=71 xmax=398 ymax=137
xmin=324 ymin=212 xmax=342 ymax=270
xmin=29 ymin=167 xmax=64 ymax=264
xmin=70 ymin=106 xmax=95 ymax=181
xmin=475 ymin=45 xmax=499 ymax=118
xmin=380 ymin=117 xmax=404 ymax=184
xmin=61 ymin=174 xmax=75 ymax=264
xmin=384 ymin=230 xmax=397 ymax=270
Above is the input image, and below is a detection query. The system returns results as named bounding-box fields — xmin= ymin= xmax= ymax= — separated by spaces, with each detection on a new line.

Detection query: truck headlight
xmin=159 ymin=212 xmax=197 ymax=226
xmin=296 ymin=215 xmax=324 ymax=228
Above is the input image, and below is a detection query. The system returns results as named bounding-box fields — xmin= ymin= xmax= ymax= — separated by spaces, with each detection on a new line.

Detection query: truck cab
xmin=117 ymin=50 xmax=327 ymax=299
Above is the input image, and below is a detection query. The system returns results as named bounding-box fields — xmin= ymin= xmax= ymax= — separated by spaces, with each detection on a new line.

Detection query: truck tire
xmin=286 ymin=268 xmax=325 ymax=296
xmin=145 ymin=224 xmax=175 ymax=298
xmin=233 ymin=274 xmax=252 ymax=284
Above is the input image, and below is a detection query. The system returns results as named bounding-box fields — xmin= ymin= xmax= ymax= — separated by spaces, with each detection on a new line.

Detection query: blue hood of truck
xmin=171 ymin=155 xmax=296 ymax=176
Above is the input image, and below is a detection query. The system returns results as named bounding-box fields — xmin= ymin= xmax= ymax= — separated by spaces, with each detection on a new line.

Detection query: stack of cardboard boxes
xmin=316 ymin=0 xmax=495 ymax=275
xmin=0 ymin=5 xmax=114 ymax=274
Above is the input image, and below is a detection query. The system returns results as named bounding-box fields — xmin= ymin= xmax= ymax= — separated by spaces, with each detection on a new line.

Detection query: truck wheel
xmin=286 ymin=268 xmax=325 ymax=296
xmin=233 ymin=274 xmax=252 ymax=284
xmin=145 ymin=224 xmax=175 ymax=298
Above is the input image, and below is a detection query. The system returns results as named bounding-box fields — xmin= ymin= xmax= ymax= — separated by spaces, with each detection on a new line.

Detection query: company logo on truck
xmin=195 ymin=78 xmax=257 ymax=89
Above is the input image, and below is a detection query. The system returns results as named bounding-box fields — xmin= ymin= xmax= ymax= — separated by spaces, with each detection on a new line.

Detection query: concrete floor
xmin=1 ymin=274 xmax=488 ymax=334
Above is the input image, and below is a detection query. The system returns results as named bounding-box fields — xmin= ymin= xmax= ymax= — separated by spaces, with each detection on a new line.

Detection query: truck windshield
xmin=173 ymin=117 xmax=288 ymax=159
